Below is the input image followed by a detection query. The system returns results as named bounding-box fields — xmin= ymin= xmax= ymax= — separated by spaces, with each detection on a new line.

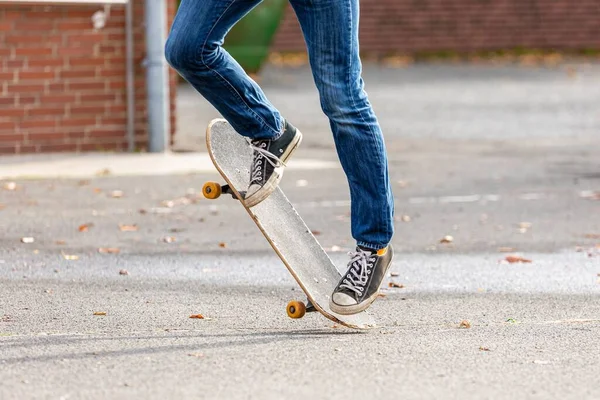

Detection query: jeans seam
xmin=345 ymin=0 xmax=392 ymax=245
xmin=199 ymin=0 xmax=280 ymax=137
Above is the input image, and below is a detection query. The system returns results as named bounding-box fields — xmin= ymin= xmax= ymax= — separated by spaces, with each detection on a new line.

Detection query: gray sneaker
xmin=244 ymin=120 xmax=302 ymax=208
xmin=330 ymin=245 xmax=394 ymax=315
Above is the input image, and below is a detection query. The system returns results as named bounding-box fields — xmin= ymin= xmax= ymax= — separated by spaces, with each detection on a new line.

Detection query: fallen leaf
xmin=506 ymin=318 xmax=517 ymax=324
xmin=78 ymin=223 xmax=93 ymax=232
xmin=378 ymin=292 xmax=387 ymax=298
xmin=189 ymin=314 xmax=205 ymax=319
xmin=388 ymin=282 xmax=405 ymax=289
xmin=98 ymin=247 xmax=120 ymax=254
xmin=459 ymin=320 xmax=471 ymax=329
xmin=163 ymin=236 xmax=176 ymax=243
xmin=169 ymin=228 xmax=185 ymax=233
xmin=479 ymin=346 xmax=491 ymax=352
xmin=118 ymin=224 xmax=138 ymax=232
xmin=93 ymin=311 xmax=107 ymax=316
xmin=218 ymin=242 xmax=226 ymax=248
xmin=3 ymin=182 xmax=17 ymax=191
xmin=505 ymin=255 xmax=532 ymax=263
xmin=311 ymin=230 xmax=321 ymax=236
xmin=21 ymin=237 xmax=35 ymax=244
xmin=110 ymin=190 xmax=124 ymax=198
xmin=440 ymin=235 xmax=453 ymax=244
xmin=119 ymin=269 xmax=129 ymax=275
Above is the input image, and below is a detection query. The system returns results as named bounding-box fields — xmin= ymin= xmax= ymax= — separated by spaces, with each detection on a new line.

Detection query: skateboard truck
xmin=202 ymin=182 xmax=245 ymax=200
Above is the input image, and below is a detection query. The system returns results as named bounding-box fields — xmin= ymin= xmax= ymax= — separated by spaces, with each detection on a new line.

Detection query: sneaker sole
xmin=244 ymin=129 xmax=303 ymax=208
xmin=329 ymin=252 xmax=394 ymax=315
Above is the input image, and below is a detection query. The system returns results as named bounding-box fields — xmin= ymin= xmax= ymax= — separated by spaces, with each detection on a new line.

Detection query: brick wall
xmin=273 ymin=0 xmax=600 ymax=54
xmin=0 ymin=1 xmax=177 ymax=154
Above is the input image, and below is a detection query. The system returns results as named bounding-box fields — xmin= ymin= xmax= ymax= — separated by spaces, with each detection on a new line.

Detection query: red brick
xmin=80 ymin=94 xmax=116 ymax=102
xmin=15 ymin=47 xmax=53 ymax=57
xmin=0 ymin=121 xmax=17 ymax=130
xmin=0 ymin=134 xmax=23 ymax=142
xmin=20 ymin=119 xmax=57 ymax=129
xmin=98 ymin=69 xmax=125 ymax=78
xmin=28 ymin=132 xmax=66 ymax=142
xmin=38 ymin=143 xmax=78 ymax=153
xmin=7 ymin=83 xmax=46 ymax=93
xmin=0 ymin=22 xmax=12 ymax=31
xmin=68 ymin=82 xmax=105 ymax=91
xmin=0 ymin=108 xmax=26 ymax=117
xmin=57 ymin=47 xmax=94 ymax=57
xmin=28 ymin=59 xmax=65 ymax=68
xmin=88 ymin=129 xmax=125 ymax=138
xmin=27 ymin=106 xmax=66 ymax=117
xmin=60 ymin=69 xmax=95 ymax=79
xmin=69 ymin=58 xmax=105 ymax=67
xmin=0 ymin=72 xmax=15 ymax=81
xmin=0 ymin=146 xmax=19 ymax=155
xmin=14 ymin=21 xmax=54 ymax=31
xmin=69 ymin=104 xmax=105 ymax=115
xmin=57 ymin=21 xmax=94 ymax=30
xmin=19 ymin=96 xmax=38 ymax=105
xmin=19 ymin=70 xmax=56 ymax=80
xmin=58 ymin=117 xmax=97 ymax=127
xmin=40 ymin=94 xmax=77 ymax=103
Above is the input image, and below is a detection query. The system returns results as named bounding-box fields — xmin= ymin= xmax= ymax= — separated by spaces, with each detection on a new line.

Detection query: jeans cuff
xmin=356 ymin=241 xmax=388 ymax=251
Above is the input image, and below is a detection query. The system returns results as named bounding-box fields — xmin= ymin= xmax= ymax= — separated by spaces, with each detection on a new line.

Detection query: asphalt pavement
xmin=1 ymin=62 xmax=599 ymax=399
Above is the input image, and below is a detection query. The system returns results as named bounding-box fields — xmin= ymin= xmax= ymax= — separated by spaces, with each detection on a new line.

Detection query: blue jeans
xmin=165 ymin=0 xmax=394 ymax=250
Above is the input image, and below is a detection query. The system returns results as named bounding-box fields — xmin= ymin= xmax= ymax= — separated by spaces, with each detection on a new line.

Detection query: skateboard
xmin=202 ymin=118 xmax=376 ymax=330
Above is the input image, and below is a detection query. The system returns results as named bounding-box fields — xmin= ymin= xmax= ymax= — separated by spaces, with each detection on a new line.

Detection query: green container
xmin=223 ymin=0 xmax=288 ymax=74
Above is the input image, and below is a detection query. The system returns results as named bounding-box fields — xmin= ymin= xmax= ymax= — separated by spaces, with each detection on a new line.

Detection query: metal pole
xmin=145 ymin=0 xmax=170 ymax=152
xmin=125 ymin=0 xmax=135 ymax=151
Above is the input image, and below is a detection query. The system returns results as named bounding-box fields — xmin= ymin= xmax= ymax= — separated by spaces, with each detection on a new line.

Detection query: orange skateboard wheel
xmin=286 ymin=300 xmax=306 ymax=319
xmin=202 ymin=182 xmax=221 ymax=199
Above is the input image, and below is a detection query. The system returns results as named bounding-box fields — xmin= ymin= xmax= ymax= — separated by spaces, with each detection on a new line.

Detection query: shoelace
xmin=249 ymin=141 xmax=287 ymax=183
xmin=338 ymin=249 xmax=376 ymax=296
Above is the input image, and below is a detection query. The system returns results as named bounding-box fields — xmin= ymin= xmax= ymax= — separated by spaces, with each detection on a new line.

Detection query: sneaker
xmin=329 ymin=245 xmax=394 ymax=315
xmin=244 ymin=120 xmax=302 ymax=208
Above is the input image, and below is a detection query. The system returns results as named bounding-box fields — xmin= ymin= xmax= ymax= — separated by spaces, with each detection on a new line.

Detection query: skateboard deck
xmin=204 ymin=118 xmax=376 ymax=330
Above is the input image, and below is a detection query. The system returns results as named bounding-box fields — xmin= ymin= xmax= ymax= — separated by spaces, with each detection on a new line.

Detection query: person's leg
xmin=165 ymin=0 xmax=302 ymax=207
xmin=165 ymin=0 xmax=280 ymax=139
xmin=289 ymin=0 xmax=394 ymax=314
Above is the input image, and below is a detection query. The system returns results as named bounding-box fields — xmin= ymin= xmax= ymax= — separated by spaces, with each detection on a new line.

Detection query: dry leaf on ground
xmin=218 ymin=242 xmax=226 ymax=248
xmin=440 ymin=235 xmax=454 ymax=244
xmin=98 ymin=247 xmax=120 ymax=254
xmin=93 ymin=312 xmax=107 ymax=316
xmin=119 ymin=224 xmax=138 ymax=232
xmin=78 ymin=223 xmax=93 ymax=232
xmin=505 ymin=255 xmax=532 ymax=263
xmin=479 ymin=346 xmax=491 ymax=351
xmin=311 ymin=230 xmax=321 ymax=236
xmin=189 ymin=314 xmax=205 ymax=319
xmin=459 ymin=320 xmax=471 ymax=329
xmin=388 ymin=282 xmax=405 ymax=289
xmin=119 ymin=269 xmax=129 ymax=275
xmin=163 ymin=236 xmax=176 ymax=243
